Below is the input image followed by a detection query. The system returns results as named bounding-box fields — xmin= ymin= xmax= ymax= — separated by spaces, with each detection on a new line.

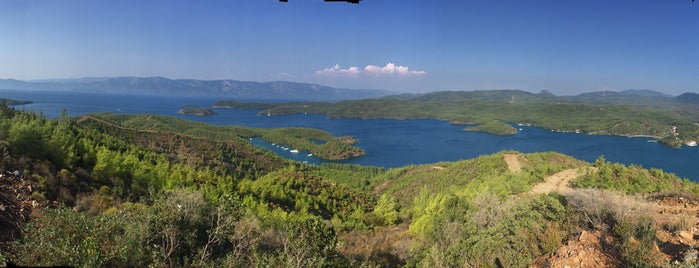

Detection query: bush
xmin=614 ymin=216 xmax=663 ymax=267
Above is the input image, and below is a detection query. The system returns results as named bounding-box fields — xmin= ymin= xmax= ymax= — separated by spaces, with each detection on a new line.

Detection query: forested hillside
xmin=2 ymin=105 xmax=699 ymax=267
xmin=238 ymin=90 xmax=699 ymax=147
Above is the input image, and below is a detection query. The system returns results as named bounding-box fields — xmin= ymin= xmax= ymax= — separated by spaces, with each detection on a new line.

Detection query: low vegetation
xmin=2 ymin=105 xmax=699 ymax=267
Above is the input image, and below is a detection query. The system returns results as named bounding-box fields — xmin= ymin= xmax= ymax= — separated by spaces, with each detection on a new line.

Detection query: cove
xmin=3 ymin=90 xmax=698 ymax=181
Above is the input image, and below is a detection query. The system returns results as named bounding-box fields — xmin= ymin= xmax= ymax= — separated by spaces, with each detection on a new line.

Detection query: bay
xmin=2 ymin=90 xmax=698 ymax=181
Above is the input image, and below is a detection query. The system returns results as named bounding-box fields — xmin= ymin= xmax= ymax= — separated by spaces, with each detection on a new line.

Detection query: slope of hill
xmin=0 ymin=98 xmax=32 ymax=106
xmin=620 ymin=89 xmax=673 ymax=98
xmin=675 ymin=92 xmax=699 ymax=104
xmin=3 ymin=106 xmax=699 ymax=267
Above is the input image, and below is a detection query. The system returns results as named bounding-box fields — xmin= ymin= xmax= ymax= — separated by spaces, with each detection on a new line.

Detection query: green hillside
xmin=232 ymin=90 xmax=699 ymax=147
xmin=2 ymin=105 xmax=699 ymax=267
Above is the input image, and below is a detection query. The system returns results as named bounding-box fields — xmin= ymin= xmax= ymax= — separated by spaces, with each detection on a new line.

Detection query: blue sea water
xmin=3 ymin=90 xmax=698 ymax=181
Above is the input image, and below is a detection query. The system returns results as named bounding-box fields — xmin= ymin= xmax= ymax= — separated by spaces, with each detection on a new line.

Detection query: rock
xmin=679 ymin=231 xmax=693 ymax=241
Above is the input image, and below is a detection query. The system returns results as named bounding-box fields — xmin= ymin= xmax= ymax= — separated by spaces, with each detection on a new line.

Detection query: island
xmin=212 ymin=100 xmax=276 ymax=110
xmin=258 ymin=127 xmax=365 ymax=160
xmin=177 ymin=105 xmax=216 ymax=116
xmin=464 ymin=120 xmax=517 ymax=135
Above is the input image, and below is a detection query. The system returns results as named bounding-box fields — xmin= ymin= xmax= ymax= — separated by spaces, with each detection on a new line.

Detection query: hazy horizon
xmin=1 ymin=1 xmax=698 ymax=95
xmin=1 ymin=75 xmax=694 ymax=98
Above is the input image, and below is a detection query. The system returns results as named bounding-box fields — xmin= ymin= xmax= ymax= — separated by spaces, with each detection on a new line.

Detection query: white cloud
xmin=315 ymin=62 xmax=426 ymax=77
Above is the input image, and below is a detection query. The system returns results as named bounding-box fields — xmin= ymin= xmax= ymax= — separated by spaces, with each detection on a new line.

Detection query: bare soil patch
xmin=528 ymin=168 xmax=587 ymax=195
xmin=503 ymin=153 xmax=522 ymax=173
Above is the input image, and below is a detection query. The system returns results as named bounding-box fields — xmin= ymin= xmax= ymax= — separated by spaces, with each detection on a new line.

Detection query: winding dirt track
xmin=503 ymin=154 xmax=699 ymax=266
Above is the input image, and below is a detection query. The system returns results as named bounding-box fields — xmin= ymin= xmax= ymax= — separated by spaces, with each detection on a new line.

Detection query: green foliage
xmin=614 ymin=216 xmax=663 ymax=267
xmin=373 ymin=194 xmax=399 ymax=225
xmin=271 ymin=216 xmax=340 ymax=268
xmin=408 ymin=193 xmax=568 ymax=267
xmin=574 ymin=156 xmax=697 ymax=194
xmin=238 ymin=169 xmax=375 ymax=227
xmin=376 ymin=152 xmax=582 ymax=208
xmin=3 ymin=107 xmax=699 ymax=267
xmin=305 ymin=163 xmax=385 ymax=193
xmin=465 ymin=119 xmax=517 ymax=135
xmin=7 ymin=204 xmax=150 ymax=267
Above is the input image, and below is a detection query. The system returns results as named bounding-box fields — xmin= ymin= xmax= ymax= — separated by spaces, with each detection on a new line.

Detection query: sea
xmin=3 ymin=90 xmax=698 ymax=181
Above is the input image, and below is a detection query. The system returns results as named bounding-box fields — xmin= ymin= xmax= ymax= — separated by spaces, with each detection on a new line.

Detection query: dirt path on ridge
xmin=526 ymin=166 xmax=699 ymax=266
xmin=528 ymin=168 xmax=586 ymax=195
xmin=503 ymin=153 xmax=522 ymax=173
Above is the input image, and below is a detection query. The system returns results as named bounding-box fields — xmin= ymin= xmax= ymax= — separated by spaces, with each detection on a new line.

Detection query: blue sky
xmin=0 ymin=0 xmax=697 ymax=95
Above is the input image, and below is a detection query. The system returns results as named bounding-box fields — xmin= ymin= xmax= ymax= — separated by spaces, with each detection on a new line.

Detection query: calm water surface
xmin=3 ymin=90 xmax=698 ymax=181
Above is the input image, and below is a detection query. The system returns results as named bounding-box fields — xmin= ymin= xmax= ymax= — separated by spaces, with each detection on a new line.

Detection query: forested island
xmin=212 ymin=100 xmax=276 ymax=110
xmin=177 ymin=105 xmax=216 ymax=116
xmin=216 ymin=90 xmax=699 ymax=148
xmin=3 ymin=104 xmax=699 ymax=267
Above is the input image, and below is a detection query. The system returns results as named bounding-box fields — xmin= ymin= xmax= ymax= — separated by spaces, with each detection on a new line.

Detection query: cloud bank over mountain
xmin=315 ymin=63 xmax=426 ymax=77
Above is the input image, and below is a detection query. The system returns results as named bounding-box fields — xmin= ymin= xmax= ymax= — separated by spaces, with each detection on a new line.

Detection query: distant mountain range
xmin=675 ymin=92 xmax=699 ymax=104
xmin=1 ymin=77 xmax=696 ymax=104
xmin=380 ymin=88 xmax=693 ymax=105
xmin=0 ymin=77 xmax=392 ymax=101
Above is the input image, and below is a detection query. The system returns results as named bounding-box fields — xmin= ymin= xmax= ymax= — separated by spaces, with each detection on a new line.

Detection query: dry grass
xmin=566 ymin=188 xmax=651 ymax=229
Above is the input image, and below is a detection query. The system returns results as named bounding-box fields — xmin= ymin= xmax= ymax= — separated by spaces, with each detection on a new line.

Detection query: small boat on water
xmin=686 ymin=141 xmax=698 ymax=147
xmin=290 ymin=149 xmax=299 ymax=153
xmin=307 ymin=153 xmax=313 ymax=157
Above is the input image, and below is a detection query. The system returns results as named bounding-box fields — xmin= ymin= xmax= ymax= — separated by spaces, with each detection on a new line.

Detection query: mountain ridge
xmin=0 ymin=77 xmax=392 ymax=101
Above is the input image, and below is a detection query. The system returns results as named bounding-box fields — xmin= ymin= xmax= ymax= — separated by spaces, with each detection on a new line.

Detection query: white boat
xmin=307 ymin=153 xmax=313 ymax=157
xmin=271 ymin=143 xmax=275 ymax=146
xmin=686 ymin=141 xmax=698 ymax=147
xmin=290 ymin=149 xmax=299 ymax=153
xmin=283 ymin=147 xmax=289 ymax=151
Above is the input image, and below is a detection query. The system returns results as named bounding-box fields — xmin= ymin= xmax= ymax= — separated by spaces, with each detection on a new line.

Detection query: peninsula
xmin=0 ymin=98 xmax=32 ymax=106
